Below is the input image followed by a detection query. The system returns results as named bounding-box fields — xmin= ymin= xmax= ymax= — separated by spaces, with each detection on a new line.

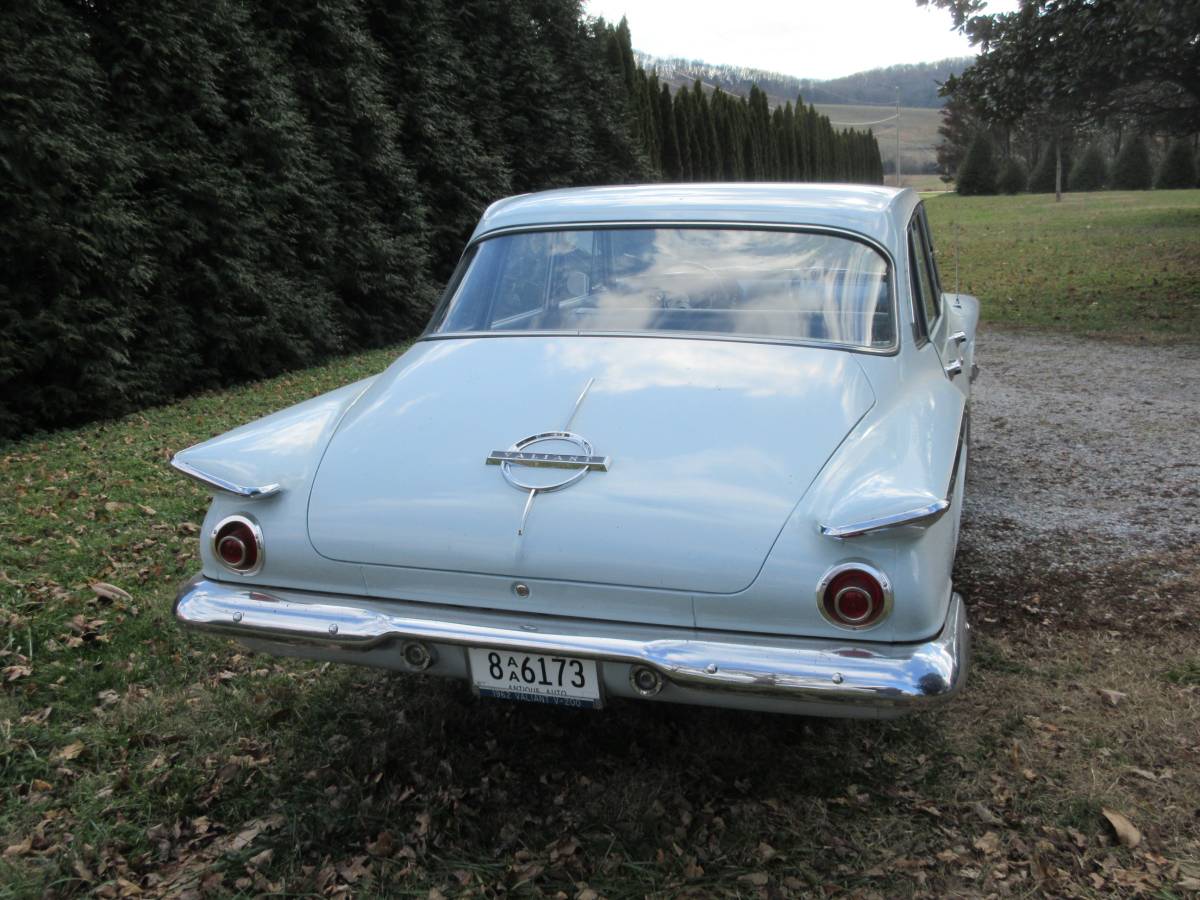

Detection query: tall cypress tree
xmin=658 ymin=82 xmax=682 ymax=180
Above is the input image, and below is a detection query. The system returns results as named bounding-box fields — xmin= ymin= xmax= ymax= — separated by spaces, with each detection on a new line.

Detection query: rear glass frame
xmin=422 ymin=223 xmax=900 ymax=354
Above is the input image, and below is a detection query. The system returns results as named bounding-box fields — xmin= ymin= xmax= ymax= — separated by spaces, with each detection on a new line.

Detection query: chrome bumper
xmin=174 ymin=575 xmax=969 ymax=713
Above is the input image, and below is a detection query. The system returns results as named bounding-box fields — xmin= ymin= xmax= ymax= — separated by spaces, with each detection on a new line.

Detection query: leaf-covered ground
xmin=4 ymin=193 xmax=1200 ymax=898
xmin=924 ymin=189 xmax=1200 ymax=336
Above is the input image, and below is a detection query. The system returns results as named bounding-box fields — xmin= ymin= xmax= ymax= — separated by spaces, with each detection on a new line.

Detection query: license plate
xmin=467 ymin=648 xmax=602 ymax=709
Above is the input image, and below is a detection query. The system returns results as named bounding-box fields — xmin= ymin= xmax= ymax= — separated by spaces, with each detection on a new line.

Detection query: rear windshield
xmin=425 ymin=227 xmax=894 ymax=349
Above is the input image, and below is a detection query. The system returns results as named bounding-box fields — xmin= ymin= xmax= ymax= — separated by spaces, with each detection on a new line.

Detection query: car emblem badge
xmin=486 ymin=378 xmax=609 ymax=535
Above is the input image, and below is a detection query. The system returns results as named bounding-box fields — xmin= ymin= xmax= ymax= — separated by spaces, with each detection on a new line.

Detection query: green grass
xmin=924 ymin=189 xmax=1200 ymax=336
xmin=3 ymin=194 xmax=1200 ymax=897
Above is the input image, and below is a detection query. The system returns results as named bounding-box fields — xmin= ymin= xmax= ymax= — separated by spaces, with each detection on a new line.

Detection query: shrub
xmin=1028 ymin=146 xmax=1071 ymax=194
xmin=996 ymin=157 xmax=1028 ymax=194
xmin=1110 ymin=137 xmax=1153 ymax=190
xmin=1069 ymin=145 xmax=1108 ymax=191
xmin=956 ymin=133 xmax=999 ymax=195
xmin=1156 ymin=140 xmax=1197 ymax=189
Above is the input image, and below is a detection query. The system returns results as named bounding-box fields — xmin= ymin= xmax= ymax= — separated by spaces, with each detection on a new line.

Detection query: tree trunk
xmin=1054 ymin=139 xmax=1062 ymax=202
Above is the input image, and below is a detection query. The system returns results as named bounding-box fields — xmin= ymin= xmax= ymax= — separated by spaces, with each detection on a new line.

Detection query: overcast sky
xmin=583 ymin=0 xmax=1017 ymax=81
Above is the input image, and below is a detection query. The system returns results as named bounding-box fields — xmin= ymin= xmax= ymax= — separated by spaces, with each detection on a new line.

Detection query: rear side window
xmin=909 ymin=219 xmax=939 ymax=335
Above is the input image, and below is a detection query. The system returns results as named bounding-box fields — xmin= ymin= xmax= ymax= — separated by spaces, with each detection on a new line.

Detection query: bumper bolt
xmin=328 ymin=623 xmax=338 ymax=635
xmin=705 ymin=663 xmax=718 ymax=674
xmin=832 ymin=673 xmax=844 ymax=684
xmin=232 ymin=611 xmax=242 ymax=623
xmin=401 ymin=640 xmax=435 ymax=671
xmin=629 ymin=665 xmax=665 ymax=696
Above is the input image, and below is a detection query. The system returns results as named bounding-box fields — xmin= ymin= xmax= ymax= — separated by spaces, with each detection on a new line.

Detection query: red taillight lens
xmin=213 ymin=518 xmax=260 ymax=573
xmin=821 ymin=568 xmax=887 ymax=628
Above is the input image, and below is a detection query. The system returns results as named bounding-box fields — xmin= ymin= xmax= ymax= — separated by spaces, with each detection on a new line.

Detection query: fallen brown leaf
xmin=3 ymin=837 xmax=33 ymax=858
xmin=1101 ymin=808 xmax=1141 ymax=848
xmin=91 ymin=582 xmax=132 ymax=603
xmin=55 ymin=741 xmax=85 ymax=761
xmin=971 ymin=801 xmax=1003 ymax=826
xmin=973 ymin=832 xmax=1001 ymax=855
xmin=1098 ymin=688 xmax=1128 ymax=707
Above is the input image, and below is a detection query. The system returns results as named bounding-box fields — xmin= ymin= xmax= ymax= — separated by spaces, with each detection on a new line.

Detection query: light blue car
xmin=172 ymin=183 xmax=976 ymax=717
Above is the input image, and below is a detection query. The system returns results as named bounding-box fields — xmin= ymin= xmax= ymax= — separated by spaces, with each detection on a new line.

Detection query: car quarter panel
xmin=694 ymin=348 xmax=967 ymax=643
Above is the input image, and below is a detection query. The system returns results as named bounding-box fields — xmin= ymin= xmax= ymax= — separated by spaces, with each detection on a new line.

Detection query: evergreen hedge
xmin=0 ymin=0 xmax=883 ymax=439
xmin=1110 ymin=138 xmax=1153 ymax=190
xmin=1069 ymin=145 xmax=1108 ymax=192
xmin=996 ymin=157 xmax=1028 ymax=194
xmin=1028 ymin=147 xmax=1071 ymax=194
xmin=1156 ymin=140 xmax=1197 ymax=189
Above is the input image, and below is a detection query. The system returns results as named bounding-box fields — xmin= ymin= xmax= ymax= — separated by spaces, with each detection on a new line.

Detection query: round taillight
xmin=212 ymin=516 xmax=261 ymax=574
xmin=819 ymin=566 xmax=889 ymax=629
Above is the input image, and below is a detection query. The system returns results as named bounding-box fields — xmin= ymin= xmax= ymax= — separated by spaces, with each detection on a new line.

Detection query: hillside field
xmin=814 ymin=103 xmax=942 ymax=175
xmin=2 ymin=191 xmax=1199 ymax=897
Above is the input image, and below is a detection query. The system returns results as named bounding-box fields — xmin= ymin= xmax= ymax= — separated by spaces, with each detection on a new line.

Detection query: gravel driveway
xmin=957 ymin=326 xmax=1200 ymax=632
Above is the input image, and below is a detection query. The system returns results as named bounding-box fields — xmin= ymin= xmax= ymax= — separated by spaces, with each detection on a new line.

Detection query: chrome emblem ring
xmin=487 ymin=431 xmax=609 ymax=493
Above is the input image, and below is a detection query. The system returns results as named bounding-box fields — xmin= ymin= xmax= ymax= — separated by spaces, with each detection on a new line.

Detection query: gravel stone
xmin=961 ymin=327 xmax=1200 ymax=581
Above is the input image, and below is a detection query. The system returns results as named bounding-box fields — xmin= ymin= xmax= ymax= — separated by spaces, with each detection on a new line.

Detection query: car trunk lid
xmin=307 ymin=336 xmax=873 ymax=596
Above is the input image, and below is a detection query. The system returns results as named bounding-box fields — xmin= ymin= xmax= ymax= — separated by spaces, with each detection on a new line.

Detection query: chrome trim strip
xmin=170 ymin=458 xmax=281 ymax=499
xmin=174 ymin=575 xmax=969 ymax=708
xmin=821 ymin=411 xmax=968 ymax=540
xmin=820 ymin=500 xmax=951 ymax=539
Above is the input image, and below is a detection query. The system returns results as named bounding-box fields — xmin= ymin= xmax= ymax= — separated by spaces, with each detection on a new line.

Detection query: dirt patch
xmin=957 ymin=325 xmax=1200 ymax=634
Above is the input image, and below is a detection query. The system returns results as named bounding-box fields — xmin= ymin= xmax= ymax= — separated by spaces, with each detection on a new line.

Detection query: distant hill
xmin=636 ymin=54 xmax=971 ymax=109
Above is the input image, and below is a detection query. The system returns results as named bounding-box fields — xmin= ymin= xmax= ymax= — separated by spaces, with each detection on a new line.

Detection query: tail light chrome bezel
xmin=815 ymin=562 xmax=893 ymax=631
xmin=211 ymin=514 xmax=264 ymax=576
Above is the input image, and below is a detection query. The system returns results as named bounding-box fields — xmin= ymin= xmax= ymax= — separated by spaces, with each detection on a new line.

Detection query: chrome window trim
xmin=211 ymin=513 xmax=265 ymax=577
xmin=912 ymin=205 xmax=941 ymax=330
xmin=918 ymin=204 xmax=943 ymax=298
xmin=171 ymin=457 xmax=281 ymax=499
xmin=423 ymin=220 xmax=902 ymax=356
xmin=814 ymin=561 xmax=894 ymax=632
xmin=906 ymin=214 xmax=937 ymax=346
xmin=820 ymin=410 xmax=969 ymax=540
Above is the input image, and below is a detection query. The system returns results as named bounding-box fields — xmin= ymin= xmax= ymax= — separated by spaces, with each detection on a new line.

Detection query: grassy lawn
xmin=924 ymin=189 xmax=1200 ymax=336
xmin=2 ymin=193 xmax=1199 ymax=898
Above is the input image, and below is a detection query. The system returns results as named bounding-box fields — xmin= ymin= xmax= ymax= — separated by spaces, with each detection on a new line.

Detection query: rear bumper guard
xmin=174 ymin=575 xmax=969 ymax=710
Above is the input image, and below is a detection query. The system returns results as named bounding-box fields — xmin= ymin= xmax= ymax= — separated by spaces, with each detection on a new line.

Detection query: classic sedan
xmin=171 ymin=183 xmax=976 ymax=718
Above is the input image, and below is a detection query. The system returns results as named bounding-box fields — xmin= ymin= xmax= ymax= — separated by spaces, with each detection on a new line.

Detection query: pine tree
xmin=1156 ymin=140 xmax=1197 ymax=189
xmin=1069 ymin=144 xmax=1108 ymax=191
xmin=658 ymin=83 xmax=682 ymax=180
xmin=996 ymin=157 xmax=1028 ymax=194
xmin=956 ymin=133 xmax=999 ymax=195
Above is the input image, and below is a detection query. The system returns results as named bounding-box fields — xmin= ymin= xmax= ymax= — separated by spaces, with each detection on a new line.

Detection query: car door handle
xmin=949 ymin=331 xmax=968 ymax=346
xmin=944 ymin=357 xmax=964 ymax=379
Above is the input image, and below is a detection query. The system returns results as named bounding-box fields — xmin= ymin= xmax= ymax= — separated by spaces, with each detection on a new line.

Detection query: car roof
xmin=469 ymin=183 xmax=920 ymax=252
